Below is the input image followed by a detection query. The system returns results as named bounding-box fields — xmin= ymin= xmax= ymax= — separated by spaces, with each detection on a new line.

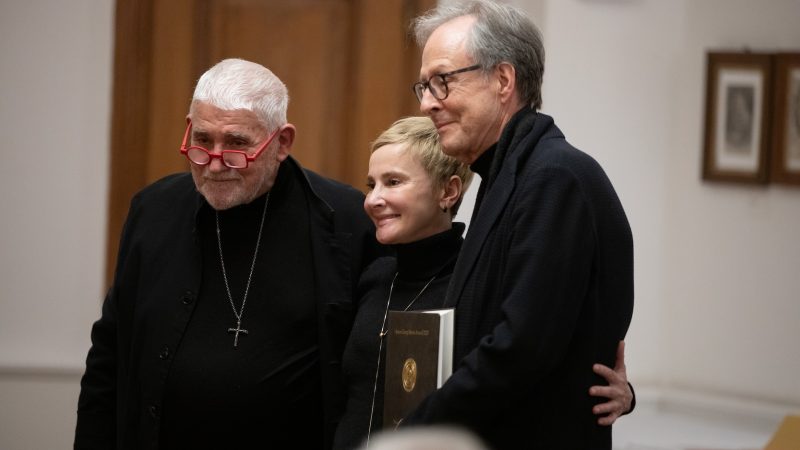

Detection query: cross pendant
xmin=227 ymin=320 xmax=249 ymax=349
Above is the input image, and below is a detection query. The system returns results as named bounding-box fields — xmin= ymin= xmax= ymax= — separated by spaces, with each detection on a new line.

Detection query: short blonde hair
xmin=371 ymin=116 xmax=473 ymax=216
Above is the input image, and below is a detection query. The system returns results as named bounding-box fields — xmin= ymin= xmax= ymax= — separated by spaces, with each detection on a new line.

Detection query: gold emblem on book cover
xmin=402 ymin=358 xmax=417 ymax=392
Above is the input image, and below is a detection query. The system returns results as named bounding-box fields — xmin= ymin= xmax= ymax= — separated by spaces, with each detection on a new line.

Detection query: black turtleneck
xmin=469 ymin=107 xmax=535 ymax=225
xmin=159 ymin=164 xmax=322 ymax=449
xmin=392 ymin=222 xmax=464 ymax=283
xmin=469 ymin=145 xmax=496 ymax=225
xmin=470 ymin=145 xmax=495 ymax=179
xmin=332 ymin=224 xmax=465 ymax=450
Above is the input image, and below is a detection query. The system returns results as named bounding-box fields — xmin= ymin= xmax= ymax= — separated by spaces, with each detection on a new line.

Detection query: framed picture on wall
xmin=769 ymin=53 xmax=800 ymax=185
xmin=702 ymin=52 xmax=772 ymax=183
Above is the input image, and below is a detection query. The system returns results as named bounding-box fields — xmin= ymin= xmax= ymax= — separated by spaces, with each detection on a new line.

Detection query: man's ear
xmin=276 ymin=124 xmax=296 ymax=162
xmin=441 ymin=174 xmax=463 ymax=210
xmin=495 ymin=62 xmax=517 ymax=104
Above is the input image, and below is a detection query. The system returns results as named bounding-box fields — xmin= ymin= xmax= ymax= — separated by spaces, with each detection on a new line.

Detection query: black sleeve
xmin=625 ymin=382 xmax=636 ymax=415
xmin=75 ymin=195 xmax=142 ymax=449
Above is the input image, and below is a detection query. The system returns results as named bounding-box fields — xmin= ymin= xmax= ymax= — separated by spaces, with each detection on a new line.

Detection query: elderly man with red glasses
xmin=75 ymin=58 xmax=383 ymax=450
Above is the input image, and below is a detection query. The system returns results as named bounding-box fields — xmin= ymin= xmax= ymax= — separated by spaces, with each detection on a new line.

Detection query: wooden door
xmin=106 ymin=0 xmax=433 ymax=286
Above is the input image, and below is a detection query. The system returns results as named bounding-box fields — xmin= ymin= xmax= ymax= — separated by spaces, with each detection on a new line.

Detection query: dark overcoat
xmin=405 ymin=110 xmax=634 ymax=449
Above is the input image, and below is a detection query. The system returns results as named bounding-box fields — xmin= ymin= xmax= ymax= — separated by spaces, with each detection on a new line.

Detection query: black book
xmin=382 ymin=308 xmax=454 ymax=428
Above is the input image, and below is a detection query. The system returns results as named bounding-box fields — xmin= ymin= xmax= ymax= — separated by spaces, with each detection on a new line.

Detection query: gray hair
xmin=412 ymin=0 xmax=545 ymax=109
xmin=190 ymin=58 xmax=288 ymax=129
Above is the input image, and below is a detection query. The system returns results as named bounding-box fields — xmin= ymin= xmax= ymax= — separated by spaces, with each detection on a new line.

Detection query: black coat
xmin=405 ymin=110 xmax=634 ymax=449
xmin=75 ymin=157 xmax=382 ymax=450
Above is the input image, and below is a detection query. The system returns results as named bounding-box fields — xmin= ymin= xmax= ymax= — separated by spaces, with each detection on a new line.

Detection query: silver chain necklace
xmin=215 ymin=192 xmax=270 ymax=349
xmin=366 ymin=272 xmax=436 ymax=446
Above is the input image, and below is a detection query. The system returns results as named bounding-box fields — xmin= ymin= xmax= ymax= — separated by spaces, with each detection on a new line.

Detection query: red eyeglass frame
xmin=179 ymin=121 xmax=281 ymax=169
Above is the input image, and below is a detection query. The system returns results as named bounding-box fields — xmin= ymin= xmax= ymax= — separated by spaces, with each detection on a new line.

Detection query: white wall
xmin=662 ymin=0 xmax=800 ymax=405
xmin=0 ymin=0 xmax=113 ymax=448
xmin=513 ymin=0 xmax=800 ymax=411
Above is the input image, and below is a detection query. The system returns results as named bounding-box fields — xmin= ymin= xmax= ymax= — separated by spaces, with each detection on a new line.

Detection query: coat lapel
xmin=444 ymin=165 xmax=515 ymax=308
xmin=444 ymin=110 xmax=555 ymax=308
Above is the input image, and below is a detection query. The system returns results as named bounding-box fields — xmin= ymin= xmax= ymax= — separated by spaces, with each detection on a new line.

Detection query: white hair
xmin=360 ymin=427 xmax=489 ymax=450
xmin=191 ymin=58 xmax=288 ymax=129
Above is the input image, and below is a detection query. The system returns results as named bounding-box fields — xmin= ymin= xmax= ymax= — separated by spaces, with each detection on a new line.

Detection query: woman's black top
xmin=332 ymin=224 xmax=464 ymax=450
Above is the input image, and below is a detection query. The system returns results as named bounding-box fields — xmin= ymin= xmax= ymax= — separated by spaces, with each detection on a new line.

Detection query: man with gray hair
xmin=75 ymin=58 xmax=382 ymax=449
xmin=405 ymin=1 xmax=634 ymax=448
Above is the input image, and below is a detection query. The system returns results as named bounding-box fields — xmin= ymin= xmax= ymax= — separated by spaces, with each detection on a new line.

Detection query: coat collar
xmin=444 ymin=109 xmax=556 ymax=307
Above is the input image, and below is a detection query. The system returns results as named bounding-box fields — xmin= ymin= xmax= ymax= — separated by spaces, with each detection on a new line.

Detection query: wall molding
xmin=0 ymin=365 xmax=83 ymax=380
xmin=636 ymin=385 xmax=800 ymax=428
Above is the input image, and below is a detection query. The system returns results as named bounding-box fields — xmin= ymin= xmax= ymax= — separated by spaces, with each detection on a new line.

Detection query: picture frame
xmin=769 ymin=53 xmax=800 ymax=185
xmin=702 ymin=52 xmax=772 ymax=183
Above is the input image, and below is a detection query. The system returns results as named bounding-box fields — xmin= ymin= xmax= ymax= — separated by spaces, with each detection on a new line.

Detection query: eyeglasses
xmin=412 ymin=64 xmax=482 ymax=102
xmin=179 ymin=122 xmax=281 ymax=169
